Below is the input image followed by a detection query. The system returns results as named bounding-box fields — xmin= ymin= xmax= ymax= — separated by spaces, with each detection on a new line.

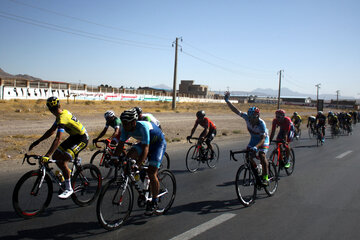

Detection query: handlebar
xmin=22 ymin=154 xmax=56 ymax=166
xmin=94 ymin=139 xmax=133 ymax=148
xmin=187 ymin=137 xmax=201 ymax=144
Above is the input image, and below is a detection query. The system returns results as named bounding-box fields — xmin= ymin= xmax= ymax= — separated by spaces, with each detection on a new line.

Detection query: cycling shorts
xmin=277 ymin=125 xmax=295 ymax=143
xmin=132 ymin=139 xmax=167 ymax=168
xmin=205 ymin=128 xmax=217 ymax=143
xmin=58 ymin=133 xmax=89 ymax=160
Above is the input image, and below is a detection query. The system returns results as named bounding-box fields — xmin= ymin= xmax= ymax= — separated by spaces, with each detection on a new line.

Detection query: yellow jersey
xmin=55 ymin=109 xmax=86 ymax=136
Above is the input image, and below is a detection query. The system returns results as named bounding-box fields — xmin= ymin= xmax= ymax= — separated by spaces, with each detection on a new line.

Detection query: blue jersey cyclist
xmin=224 ymin=92 xmax=270 ymax=185
xmin=114 ymin=108 xmax=166 ymax=216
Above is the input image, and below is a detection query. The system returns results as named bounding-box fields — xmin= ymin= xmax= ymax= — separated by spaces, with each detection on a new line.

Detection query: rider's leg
xmin=259 ymin=151 xmax=268 ymax=178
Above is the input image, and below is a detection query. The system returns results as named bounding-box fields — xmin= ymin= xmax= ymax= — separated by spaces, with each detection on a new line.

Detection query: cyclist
xmin=344 ymin=112 xmax=352 ymax=133
xmin=134 ymin=106 xmax=162 ymax=129
xmin=328 ymin=111 xmax=339 ymax=134
xmin=307 ymin=115 xmax=316 ymax=135
xmin=315 ymin=111 xmax=326 ymax=142
xmin=93 ymin=110 xmax=121 ymax=145
xmin=269 ymin=109 xmax=295 ymax=169
xmin=291 ymin=112 xmax=302 ymax=139
xmin=114 ymin=109 xmax=166 ymax=216
xmin=29 ymin=97 xmax=88 ymax=199
xmin=224 ymin=92 xmax=270 ymax=185
xmin=186 ymin=110 xmax=217 ymax=159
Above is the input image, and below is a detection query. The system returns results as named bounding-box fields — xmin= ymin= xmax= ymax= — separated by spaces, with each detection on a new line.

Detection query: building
xmin=178 ymin=80 xmax=209 ymax=97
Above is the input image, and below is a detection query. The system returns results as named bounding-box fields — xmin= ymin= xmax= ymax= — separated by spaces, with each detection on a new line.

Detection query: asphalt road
xmin=1 ymin=126 xmax=359 ymax=240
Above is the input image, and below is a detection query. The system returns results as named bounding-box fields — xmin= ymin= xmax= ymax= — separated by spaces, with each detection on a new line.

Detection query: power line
xmin=9 ymin=0 xmax=172 ymax=41
xmin=0 ymin=12 xmax=172 ymax=51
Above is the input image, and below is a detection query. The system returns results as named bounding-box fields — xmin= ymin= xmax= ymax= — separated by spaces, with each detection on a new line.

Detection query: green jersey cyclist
xmin=93 ymin=110 xmax=122 ymax=145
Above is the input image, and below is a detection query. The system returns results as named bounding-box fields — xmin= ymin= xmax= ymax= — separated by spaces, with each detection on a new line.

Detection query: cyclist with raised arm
xmin=93 ymin=110 xmax=121 ymax=145
xmin=114 ymin=109 xmax=166 ymax=216
xmin=186 ymin=110 xmax=217 ymax=159
xmin=316 ymin=111 xmax=326 ymax=142
xmin=29 ymin=97 xmax=88 ymax=199
xmin=134 ymin=106 xmax=162 ymax=130
xmin=291 ymin=112 xmax=302 ymax=139
xmin=269 ymin=109 xmax=295 ymax=169
xmin=224 ymin=92 xmax=270 ymax=185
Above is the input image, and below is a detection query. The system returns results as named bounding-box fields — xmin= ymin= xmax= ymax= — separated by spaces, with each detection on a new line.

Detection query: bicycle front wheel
xmin=285 ymin=148 xmax=295 ymax=176
xmin=160 ymin=152 xmax=171 ymax=169
xmin=71 ymin=164 xmax=102 ymax=207
xmin=157 ymin=170 xmax=176 ymax=214
xmin=90 ymin=150 xmax=113 ymax=180
xmin=264 ymin=162 xmax=278 ymax=196
xmin=185 ymin=145 xmax=201 ymax=173
xmin=12 ymin=170 xmax=53 ymax=219
xmin=96 ymin=178 xmax=133 ymax=231
xmin=235 ymin=165 xmax=256 ymax=207
xmin=207 ymin=143 xmax=219 ymax=169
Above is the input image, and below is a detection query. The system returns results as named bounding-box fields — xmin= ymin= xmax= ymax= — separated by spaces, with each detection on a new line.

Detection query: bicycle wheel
xmin=308 ymin=128 xmax=312 ymax=139
xmin=264 ymin=162 xmax=278 ymax=196
xmin=235 ymin=165 xmax=256 ymax=207
xmin=160 ymin=152 xmax=170 ymax=169
xmin=284 ymin=148 xmax=295 ymax=176
xmin=269 ymin=150 xmax=283 ymax=176
xmin=90 ymin=150 xmax=113 ymax=180
xmin=297 ymin=128 xmax=302 ymax=138
xmin=71 ymin=164 xmax=102 ymax=207
xmin=185 ymin=145 xmax=201 ymax=173
xmin=157 ymin=169 xmax=176 ymax=214
xmin=12 ymin=170 xmax=53 ymax=219
xmin=207 ymin=143 xmax=219 ymax=169
xmin=96 ymin=177 xmax=134 ymax=231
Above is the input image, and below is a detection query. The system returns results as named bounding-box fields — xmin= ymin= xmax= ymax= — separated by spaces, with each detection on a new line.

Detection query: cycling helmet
xmin=46 ymin=96 xmax=60 ymax=109
xmin=196 ymin=110 xmax=205 ymax=119
xmin=318 ymin=111 xmax=323 ymax=115
xmin=276 ymin=109 xmax=285 ymax=117
xmin=104 ymin=110 xmax=115 ymax=119
xmin=120 ymin=109 xmax=138 ymax=122
xmin=294 ymin=112 xmax=298 ymax=116
xmin=247 ymin=107 xmax=260 ymax=118
xmin=134 ymin=106 xmax=142 ymax=115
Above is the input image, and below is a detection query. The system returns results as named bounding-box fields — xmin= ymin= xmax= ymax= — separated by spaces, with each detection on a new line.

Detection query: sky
xmin=0 ymin=0 xmax=359 ymax=98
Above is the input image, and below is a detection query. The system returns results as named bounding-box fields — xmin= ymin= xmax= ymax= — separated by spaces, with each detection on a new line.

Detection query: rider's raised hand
xmin=224 ymin=91 xmax=230 ymax=102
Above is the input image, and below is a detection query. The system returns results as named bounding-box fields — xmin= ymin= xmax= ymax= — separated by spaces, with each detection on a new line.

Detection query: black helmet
xmin=196 ymin=110 xmax=205 ymax=119
xmin=134 ymin=106 xmax=142 ymax=115
xmin=120 ymin=109 xmax=138 ymax=122
xmin=46 ymin=96 xmax=60 ymax=109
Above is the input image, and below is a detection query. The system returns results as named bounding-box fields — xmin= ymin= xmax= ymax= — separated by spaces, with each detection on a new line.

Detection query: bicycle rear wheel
xmin=285 ymin=148 xmax=295 ymax=176
xmin=90 ymin=150 xmax=113 ymax=180
xmin=71 ymin=164 xmax=102 ymax=207
xmin=207 ymin=143 xmax=219 ymax=169
xmin=96 ymin=178 xmax=133 ymax=231
xmin=186 ymin=145 xmax=201 ymax=173
xmin=264 ymin=162 xmax=278 ymax=196
xmin=235 ymin=165 xmax=256 ymax=207
xmin=12 ymin=170 xmax=53 ymax=219
xmin=156 ymin=169 xmax=176 ymax=214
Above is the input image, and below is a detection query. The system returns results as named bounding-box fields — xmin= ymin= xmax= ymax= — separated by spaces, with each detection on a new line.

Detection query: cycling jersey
xmin=53 ymin=109 xmax=86 ymax=136
xmin=272 ymin=116 xmax=295 ymax=143
xmin=291 ymin=115 xmax=302 ymax=125
xmin=316 ymin=114 xmax=327 ymax=126
xmin=236 ymin=112 xmax=269 ymax=152
xmin=308 ymin=116 xmax=316 ymax=123
xmin=120 ymin=121 xmax=166 ymax=168
xmin=105 ymin=117 xmax=121 ymax=129
xmin=140 ymin=113 xmax=161 ymax=127
xmin=195 ymin=117 xmax=216 ymax=130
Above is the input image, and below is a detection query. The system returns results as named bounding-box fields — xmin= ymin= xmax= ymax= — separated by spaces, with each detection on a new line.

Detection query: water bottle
xmin=143 ymin=176 xmax=150 ymax=191
xmin=257 ymin=164 xmax=262 ymax=176
xmin=55 ymin=170 xmax=65 ymax=182
xmin=134 ymin=171 xmax=140 ymax=182
xmin=76 ymin=158 xmax=82 ymax=165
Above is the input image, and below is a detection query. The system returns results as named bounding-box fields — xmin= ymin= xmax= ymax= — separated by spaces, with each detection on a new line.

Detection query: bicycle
xmin=269 ymin=140 xmax=295 ymax=176
xmin=230 ymin=149 xmax=278 ymax=207
xmin=330 ymin=124 xmax=340 ymax=138
xmin=91 ymin=139 xmax=170 ymax=179
xmin=185 ymin=137 xmax=220 ymax=173
xmin=308 ymin=124 xmax=317 ymax=139
xmin=12 ymin=154 xmax=102 ymax=219
xmin=96 ymin=155 xmax=176 ymax=230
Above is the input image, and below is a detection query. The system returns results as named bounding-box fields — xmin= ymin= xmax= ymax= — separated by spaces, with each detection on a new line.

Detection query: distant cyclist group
xmin=12 ymin=94 xmax=359 ymax=230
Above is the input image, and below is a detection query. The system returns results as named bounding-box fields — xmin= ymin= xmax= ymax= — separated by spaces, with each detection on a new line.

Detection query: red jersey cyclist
xmin=269 ymin=109 xmax=295 ymax=169
xmin=187 ymin=110 xmax=217 ymax=159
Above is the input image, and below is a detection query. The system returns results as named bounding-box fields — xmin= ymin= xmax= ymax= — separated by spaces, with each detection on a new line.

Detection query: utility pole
xmin=277 ymin=70 xmax=283 ymax=109
xmin=172 ymin=37 xmax=182 ymax=110
xmin=336 ymin=90 xmax=340 ymax=109
xmin=315 ymin=83 xmax=321 ymax=110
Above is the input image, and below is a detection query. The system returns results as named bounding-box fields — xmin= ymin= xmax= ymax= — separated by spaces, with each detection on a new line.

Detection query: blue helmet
xmin=247 ymin=107 xmax=260 ymax=118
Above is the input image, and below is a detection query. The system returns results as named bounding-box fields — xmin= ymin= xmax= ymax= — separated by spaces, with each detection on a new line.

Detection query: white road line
xmin=336 ymin=150 xmax=353 ymax=159
xmin=169 ymin=213 xmax=236 ymax=240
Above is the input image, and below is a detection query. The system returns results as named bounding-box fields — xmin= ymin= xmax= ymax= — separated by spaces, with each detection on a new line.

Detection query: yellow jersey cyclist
xmin=29 ymin=96 xmax=89 ymax=199
xmin=291 ymin=112 xmax=302 ymax=139
xmin=93 ymin=110 xmax=122 ymax=145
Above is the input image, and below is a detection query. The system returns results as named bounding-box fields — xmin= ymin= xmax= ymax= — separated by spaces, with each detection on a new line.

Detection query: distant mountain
xmin=0 ymin=68 xmax=43 ymax=81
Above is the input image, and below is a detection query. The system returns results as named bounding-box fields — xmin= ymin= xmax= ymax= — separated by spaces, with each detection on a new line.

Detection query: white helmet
xmin=104 ymin=110 xmax=115 ymax=119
